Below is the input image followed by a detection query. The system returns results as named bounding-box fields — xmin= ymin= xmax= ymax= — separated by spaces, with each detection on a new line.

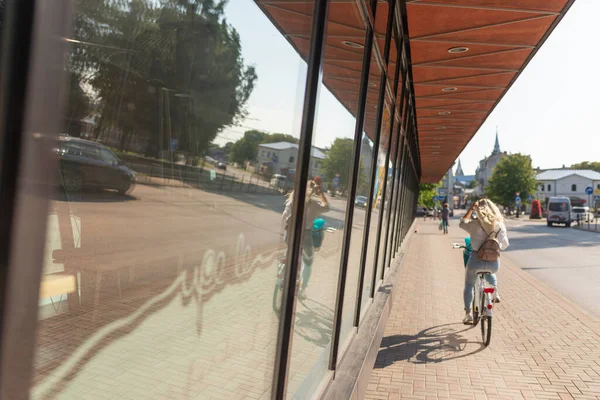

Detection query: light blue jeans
xmin=464 ymin=253 xmax=498 ymax=311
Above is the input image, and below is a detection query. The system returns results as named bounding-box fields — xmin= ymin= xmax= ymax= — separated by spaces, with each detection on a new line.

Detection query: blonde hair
xmin=287 ymin=181 xmax=316 ymax=204
xmin=476 ymin=198 xmax=504 ymax=234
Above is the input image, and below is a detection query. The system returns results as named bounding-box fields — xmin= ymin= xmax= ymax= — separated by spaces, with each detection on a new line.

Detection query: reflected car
xmin=217 ymin=162 xmax=227 ymax=171
xmin=54 ymin=136 xmax=136 ymax=195
xmin=355 ymin=195 xmax=368 ymax=208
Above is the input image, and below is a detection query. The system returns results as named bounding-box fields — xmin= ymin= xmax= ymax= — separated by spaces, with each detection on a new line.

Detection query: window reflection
xmin=35 ymin=0 xmax=311 ymax=398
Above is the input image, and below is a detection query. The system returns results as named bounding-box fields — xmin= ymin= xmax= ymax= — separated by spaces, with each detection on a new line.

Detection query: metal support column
xmin=354 ymin=0 xmax=398 ymax=326
xmin=271 ymin=0 xmax=330 ymax=396
xmin=329 ymin=0 xmax=378 ymax=371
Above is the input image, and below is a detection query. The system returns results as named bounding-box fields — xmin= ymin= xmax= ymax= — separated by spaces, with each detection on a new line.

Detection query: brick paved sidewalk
xmin=367 ymin=220 xmax=600 ymax=400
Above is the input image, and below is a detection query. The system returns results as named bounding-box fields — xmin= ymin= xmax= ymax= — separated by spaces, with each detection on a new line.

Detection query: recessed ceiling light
xmin=442 ymin=87 xmax=457 ymax=92
xmin=438 ymin=111 xmax=451 ymax=116
xmin=342 ymin=40 xmax=364 ymax=49
xmin=432 ymin=152 xmax=440 ymax=155
xmin=448 ymin=46 xmax=469 ymax=54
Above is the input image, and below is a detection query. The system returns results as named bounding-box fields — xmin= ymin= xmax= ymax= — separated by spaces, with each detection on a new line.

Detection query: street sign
xmin=332 ymin=176 xmax=339 ymax=189
xmin=528 ymin=195 xmax=533 ymax=201
xmin=586 ymin=186 xmax=594 ymax=195
xmin=595 ymin=188 xmax=600 ymax=195
xmin=432 ymin=196 xmax=438 ymax=202
xmin=595 ymin=195 xmax=600 ymax=201
xmin=515 ymin=196 xmax=521 ymax=202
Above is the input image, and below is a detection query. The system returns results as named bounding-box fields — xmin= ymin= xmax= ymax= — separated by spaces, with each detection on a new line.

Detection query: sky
xmin=218 ymin=0 xmax=599 ymax=177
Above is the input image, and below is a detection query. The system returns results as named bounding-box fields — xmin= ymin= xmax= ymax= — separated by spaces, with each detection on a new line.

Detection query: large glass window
xmin=34 ymin=0 xmax=313 ymax=398
xmin=284 ymin=1 xmax=369 ymax=396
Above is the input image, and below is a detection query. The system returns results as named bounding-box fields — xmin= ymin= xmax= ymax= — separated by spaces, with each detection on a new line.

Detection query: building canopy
xmin=256 ymin=0 xmax=574 ymax=182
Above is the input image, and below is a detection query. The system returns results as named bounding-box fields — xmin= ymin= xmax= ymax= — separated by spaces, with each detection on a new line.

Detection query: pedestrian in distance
xmin=441 ymin=203 xmax=450 ymax=234
xmin=423 ymin=206 xmax=428 ymax=221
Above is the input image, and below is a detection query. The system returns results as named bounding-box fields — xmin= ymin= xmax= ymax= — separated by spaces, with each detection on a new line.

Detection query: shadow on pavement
xmin=294 ymin=298 xmax=334 ymax=348
xmin=375 ymin=323 xmax=486 ymax=367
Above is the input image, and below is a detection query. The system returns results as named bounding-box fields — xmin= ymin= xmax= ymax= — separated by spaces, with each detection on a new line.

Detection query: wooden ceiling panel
xmin=406 ymin=4 xmax=539 ymax=38
xmin=405 ymin=0 xmax=568 ymax=13
xmin=431 ymin=48 xmax=534 ymax=70
xmin=410 ymin=40 xmax=525 ymax=65
xmin=412 ymin=66 xmax=507 ymax=83
xmin=424 ymin=72 xmax=517 ymax=87
xmin=429 ymin=16 xmax=557 ymax=46
xmin=257 ymin=0 xmax=573 ymax=182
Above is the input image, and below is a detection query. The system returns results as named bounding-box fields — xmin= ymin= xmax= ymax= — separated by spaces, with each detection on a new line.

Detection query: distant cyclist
xmin=459 ymin=199 xmax=509 ymax=324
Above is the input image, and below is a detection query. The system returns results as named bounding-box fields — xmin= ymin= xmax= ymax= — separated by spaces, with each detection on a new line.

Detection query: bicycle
xmin=453 ymin=240 xmax=495 ymax=347
xmin=272 ymin=218 xmax=326 ymax=314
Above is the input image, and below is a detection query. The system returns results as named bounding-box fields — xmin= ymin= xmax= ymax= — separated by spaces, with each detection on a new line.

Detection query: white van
xmin=547 ymin=197 xmax=572 ymax=227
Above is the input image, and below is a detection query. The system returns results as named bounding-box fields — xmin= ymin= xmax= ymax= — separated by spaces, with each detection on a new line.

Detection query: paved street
xmin=367 ymin=217 xmax=600 ymax=400
xmin=502 ymin=218 xmax=600 ymax=318
xmin=34 ymin=183 xmax=380 ymax=399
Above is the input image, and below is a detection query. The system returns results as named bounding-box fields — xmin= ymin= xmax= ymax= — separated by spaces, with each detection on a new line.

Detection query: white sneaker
xmin=462 ymin=311 xmax=473 ymax=325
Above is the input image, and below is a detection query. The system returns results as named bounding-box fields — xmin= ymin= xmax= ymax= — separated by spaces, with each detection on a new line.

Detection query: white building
xmin=257 ymin=142 xmax=325 ymax=177
xmin=536 ymin=169 xmax=600 ymax=207
xmin=474 ymin=129 xmax=507 ymax=195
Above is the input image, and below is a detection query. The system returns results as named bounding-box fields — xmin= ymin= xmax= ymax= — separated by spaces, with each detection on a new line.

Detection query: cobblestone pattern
xmin=367 ymin=221 xmax=600 ymax=400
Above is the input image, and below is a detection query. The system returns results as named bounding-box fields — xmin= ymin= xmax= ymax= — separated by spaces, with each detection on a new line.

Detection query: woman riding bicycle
xmin=459 ymin=198 xmax=509 ymax=324
xmin=281 ymin=177 xmax=329 ymax=299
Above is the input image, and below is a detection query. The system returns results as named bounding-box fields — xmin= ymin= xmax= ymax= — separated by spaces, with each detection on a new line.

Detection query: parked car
xmin=270 ymin=174 xmax=287 ymax=191
xmin=547 ymin=196 xmax=571 ymax=227
xmin=571 ymin=206 xmax=592 ymax=223
xmin=355 ymin=195 xmax=368 ymax=208
xmin=54 ymin=136 xmax=136 ymax=195
xmin=217 ymin=162 xmax=227 ymax=171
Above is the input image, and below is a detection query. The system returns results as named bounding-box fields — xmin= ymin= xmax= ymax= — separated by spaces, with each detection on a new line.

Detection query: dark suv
xmin=55 ymin=136 xmax=136 ymax=195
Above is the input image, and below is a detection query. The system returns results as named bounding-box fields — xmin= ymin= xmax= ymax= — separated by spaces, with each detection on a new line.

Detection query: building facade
xmin=0 ymin=1 xmax=573 ymax=399
xmin=257 ymin=142 xmax=325 ymax=177
xmin=474 ymin=131 xmax=507 ymax=195
xmin=536 ymin=169 xmax=600 ymax=207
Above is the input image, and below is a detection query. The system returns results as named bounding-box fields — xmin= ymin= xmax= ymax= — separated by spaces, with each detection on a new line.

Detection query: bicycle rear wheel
xmin=471 ymin=287 xmax=480 ymax=327
xmin=481 ymin=316 xmax=492 ymax=346
xmin=480 ymin=294 xmax=492 ymax=346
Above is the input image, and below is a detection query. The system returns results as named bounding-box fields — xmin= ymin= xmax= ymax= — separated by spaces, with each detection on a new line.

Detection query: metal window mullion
xmin=353 ymin=0 xmax=398 ymax=327
xmin=384 ymin=105 xmax=408 ymax=275
xmin=391 ymin=111 xmax=411 ymax=262
xmin=271 ymin=0 xmax=330 ymax=396
xmin=394 ymin=136 xmax=409 ymax=257
xmin=372 ymin=60 xmax=405 ymax=296
xmin=328 ymin=0 xmax=378 ymax=371
xmin=0 ymin=0 xmax=74 ymax=397
xmin=382 ymin=122 xmax=405 ymax=278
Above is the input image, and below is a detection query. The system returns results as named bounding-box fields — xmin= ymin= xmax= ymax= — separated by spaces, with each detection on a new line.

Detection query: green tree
xmin=571 ymin=161 xmax=600 ymax=172
xmin=69 ymin=0 xmax=257 ymax=156
xmin=322 ymin=138 xmax=354 ymax=193
xmin=486 ymin=154 xmax=537 ymax=207
xmin=230 ymin=130 xmax=266 ymax=164
xmin=418 ymin=183 xmax=438 ymax=208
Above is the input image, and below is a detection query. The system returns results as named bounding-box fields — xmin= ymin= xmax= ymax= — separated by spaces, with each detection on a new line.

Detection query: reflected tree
xmin=68 ymin=0 xmax=257 ymax=157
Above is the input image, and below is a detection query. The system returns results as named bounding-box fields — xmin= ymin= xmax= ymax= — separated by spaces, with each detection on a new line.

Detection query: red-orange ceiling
xmin=255 ymin=0 xmax=574 ymax=182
